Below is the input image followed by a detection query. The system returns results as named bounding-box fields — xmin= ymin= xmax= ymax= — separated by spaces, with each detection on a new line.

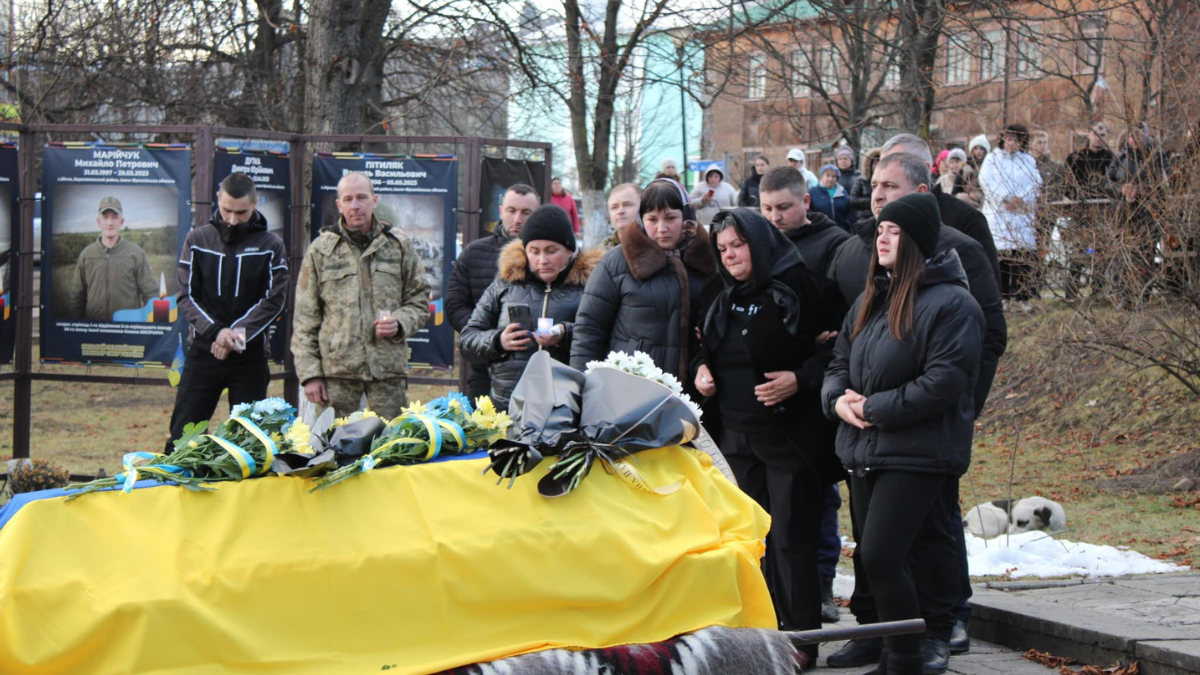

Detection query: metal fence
xmin=0 ymin=123 xmax=552 ymax=459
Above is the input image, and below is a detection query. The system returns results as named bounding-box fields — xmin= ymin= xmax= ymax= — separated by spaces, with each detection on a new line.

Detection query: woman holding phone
xmin=821 ymin=193 xmax=985 ymax=675
xmin=461 ymin=205 xmax=601 ymax=411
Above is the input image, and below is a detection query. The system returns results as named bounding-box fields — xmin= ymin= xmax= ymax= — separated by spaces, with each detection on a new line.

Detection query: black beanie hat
xmin=877 ymin=192 xmax=941 ymax=258
xmin=520 ymin=205 xmax=576 ymax=251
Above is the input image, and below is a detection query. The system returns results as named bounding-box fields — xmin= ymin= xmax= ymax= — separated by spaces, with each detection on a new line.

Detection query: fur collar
xmin=498 ymin=239 xmax=602 ymax=286
xmin=617 ymin=223 xmax=717 ymax=281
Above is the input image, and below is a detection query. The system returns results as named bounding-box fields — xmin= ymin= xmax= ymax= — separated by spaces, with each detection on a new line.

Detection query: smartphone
xmin=507 ymin=303 xmax=533 ymax=331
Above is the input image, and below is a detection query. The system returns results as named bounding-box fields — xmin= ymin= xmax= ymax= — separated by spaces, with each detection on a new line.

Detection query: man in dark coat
xmin=880 ymin=134 xmax=1001 ymax=285
xmin=758 ymin=164 xmax=851 ymax=623
xmin=824 ymin=152 xmax=1006 ymax=672
xmin=446 ymin=184 xmax=540 ymax=400
xmin=169 ymin=173 xmax=289 ymax=450
xmin=1066 ymin=121 xmax=1116 ymax=199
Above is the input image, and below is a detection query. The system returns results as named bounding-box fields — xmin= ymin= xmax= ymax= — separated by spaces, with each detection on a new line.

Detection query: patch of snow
xmin=966 ymin=531 xmax=1188 ymax=578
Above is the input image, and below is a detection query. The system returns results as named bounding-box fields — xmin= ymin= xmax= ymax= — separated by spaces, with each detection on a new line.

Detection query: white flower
xmin=231 ymin=403 xmax=251 ymax=417
xmin=594 ymin=350 xmax=703 ymax=421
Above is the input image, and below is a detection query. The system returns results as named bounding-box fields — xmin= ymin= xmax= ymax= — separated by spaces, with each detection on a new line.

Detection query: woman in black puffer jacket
xmin=461 ymin=206 xmax=602 ymax=411
xmin=821 ymin=193 xmax=984 ymax=675
xmin=569 ymin=179 xmax=716 ymax=381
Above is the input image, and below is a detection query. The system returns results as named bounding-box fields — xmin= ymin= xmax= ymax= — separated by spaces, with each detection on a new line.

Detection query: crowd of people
xmin=159 ymin=121 xmax=1187 ymax=675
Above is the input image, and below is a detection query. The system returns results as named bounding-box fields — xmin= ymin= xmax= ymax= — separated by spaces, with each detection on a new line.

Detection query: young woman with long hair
xmin=821 ymin=193 xmax=985 ymax=675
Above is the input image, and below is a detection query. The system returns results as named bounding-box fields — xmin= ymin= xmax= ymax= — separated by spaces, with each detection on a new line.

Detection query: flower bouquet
xmin=311 ymin=393 xmax=512 ymax=491
xmin=67 ymin=397 xmax=300 ymax=500
xmin=485 ymin=351 xmax=703 ymax=498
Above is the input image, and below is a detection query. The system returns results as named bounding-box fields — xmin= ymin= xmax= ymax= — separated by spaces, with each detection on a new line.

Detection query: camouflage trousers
xmin=324 ymin=377 xmax=409 ymax=420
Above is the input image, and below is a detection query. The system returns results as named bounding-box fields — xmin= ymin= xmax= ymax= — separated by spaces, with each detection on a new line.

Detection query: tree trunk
xmin=581 ymin=188 xmax=609 ymax=250
xmin=898 ymin=0 xmax=944 ymax=138
xmin=304 ymin=0 xmax=391 ymax=136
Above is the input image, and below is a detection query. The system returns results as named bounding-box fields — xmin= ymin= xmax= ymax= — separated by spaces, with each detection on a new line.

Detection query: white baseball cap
xmin=786 ymin=148 xmax=805 ymax=164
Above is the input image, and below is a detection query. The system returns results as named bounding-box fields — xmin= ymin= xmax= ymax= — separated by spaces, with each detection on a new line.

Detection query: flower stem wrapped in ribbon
xmin=66 ymin=398 xmax=299 ymax=500
xmin=310 ymin=393 xmax=511 ymax=492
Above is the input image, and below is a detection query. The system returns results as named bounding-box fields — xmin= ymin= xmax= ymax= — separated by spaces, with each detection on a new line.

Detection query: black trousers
xmin=999 ymin=251 xmax=1040 ymax=301
xmin=848 ymin=471 xmax=958 ymax=654
xmin=464 ymin=360 xmax=492 ymax=403
xmin=166 ymin=346 xmax=270 ymax=452
xmin=720 ymin=426 xmax=824 ymax=660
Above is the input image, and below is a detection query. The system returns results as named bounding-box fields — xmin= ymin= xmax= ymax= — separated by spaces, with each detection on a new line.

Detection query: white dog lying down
xmin=963 ymin=497 xmax=1067 ymax=537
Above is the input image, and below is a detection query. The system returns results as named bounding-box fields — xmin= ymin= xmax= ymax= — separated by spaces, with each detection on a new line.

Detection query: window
xmin=1077 ymin=17 xmax=1104 ymax=74
xmin=748 ymin=54 xmax=766 ymax=99
xmin=790 ymin=50 xmax=811 ymax=98
xmin=885 ymin=50 xmax=901 ymax=87
xmin=980 ymin=29 xmax=1005 ymax=81
xmin=819 ymin=47 xmax=840 ymax=94
xmin=1014 ymin=31 xmax=1042 ymax=79
xmin=945 ymin=36 xmax=970 ymax=85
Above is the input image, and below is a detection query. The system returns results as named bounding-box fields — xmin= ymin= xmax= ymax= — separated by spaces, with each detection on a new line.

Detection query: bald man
xmin=292 ymin=172 xmax=431 ymax=419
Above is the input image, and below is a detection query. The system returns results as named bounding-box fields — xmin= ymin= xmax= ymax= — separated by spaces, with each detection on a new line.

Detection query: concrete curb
xmin=969 ymin=572 xmax=1200 ymax=675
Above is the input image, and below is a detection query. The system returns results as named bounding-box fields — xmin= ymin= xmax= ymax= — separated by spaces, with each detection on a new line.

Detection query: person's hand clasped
xmin=816 ymin=330 xmax=838 ymax=345
xmin=500 ymin=323 xmax=533 ymax=351
xmin=211 ymin=327 xmax=240 ymax=360
xmin=374 ymin=315 xmax=399 ymax=338
xmin=695 ymin=364 xmax=716 ymax=397
xmin=756 ymin=371 xmax=798 ymax=406
xmin=835 ymin=389 xmax=873 ymax=429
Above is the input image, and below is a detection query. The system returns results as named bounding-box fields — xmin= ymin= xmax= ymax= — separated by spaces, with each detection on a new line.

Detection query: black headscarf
xmin=709 ymin=208 xmax=806 ymax=299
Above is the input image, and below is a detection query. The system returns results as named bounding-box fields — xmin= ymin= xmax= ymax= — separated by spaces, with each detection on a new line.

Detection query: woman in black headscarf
xmin=695 ymin=207 xmax=844 ymax=666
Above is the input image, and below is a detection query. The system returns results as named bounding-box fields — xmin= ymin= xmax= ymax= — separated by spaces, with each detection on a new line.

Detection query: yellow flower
xmin=188 ymin=440 xmax=199 ymax=449
xmin=474 ymin=396 xmax=496 ymax=416
xmin=402 ymin=401 xmax=427 ymax=415
xmin=284 ymin=419 xmax=313 ymax=455
xmin=331 ymin=409 xmax=379 ymax=428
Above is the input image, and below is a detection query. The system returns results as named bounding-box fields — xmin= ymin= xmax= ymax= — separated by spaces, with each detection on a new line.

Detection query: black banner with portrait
xmin=310 ymin=154 xmax=458 ymax=369
xmin=479 ymin=157 xmax=546 ymax=234
xmin=0 ymin=144 xmax=17 ymax=364
xmin=212 ymin=147 xmax=291 ymax=364
xmin=40 ymin=143 xmax=191 ymax=366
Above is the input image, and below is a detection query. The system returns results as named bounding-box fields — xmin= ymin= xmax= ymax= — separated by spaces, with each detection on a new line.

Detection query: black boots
xmin=949 ymin=618 xmax=970 ymax=654
xmin=862 ymin=649 xmax=924 ymax=675
xmin=820 ymin=575 xmax=840 ymax=623
xmin=922 ymin=638 xmax=950 ymax=674
xmin=826 ymin=636 xmax=882 ymax=668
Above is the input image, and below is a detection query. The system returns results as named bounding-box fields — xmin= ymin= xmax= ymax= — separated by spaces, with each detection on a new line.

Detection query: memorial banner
xmin=0 ymin=144 xmax=17 ymax=364
xmin=40 ymin=143 xmax=191 ymax=366
xmin=479 ymin=157 xmax=546 ymax=234
xmin=310 ymin=154 xmax=457 ymax=369
xmin=213 ymin=147 xmax=290 ymax=363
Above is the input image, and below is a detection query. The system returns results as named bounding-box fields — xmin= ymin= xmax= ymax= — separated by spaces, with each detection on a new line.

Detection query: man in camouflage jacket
xmin=292 ymin=172 xmax=431 ymax=419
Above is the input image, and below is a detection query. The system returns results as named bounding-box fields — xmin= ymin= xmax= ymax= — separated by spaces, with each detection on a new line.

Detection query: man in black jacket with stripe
xmin=446 ymin=184 xmax=539 ymax=400
xmin=166 ymin=173 xmax=289 ymax=450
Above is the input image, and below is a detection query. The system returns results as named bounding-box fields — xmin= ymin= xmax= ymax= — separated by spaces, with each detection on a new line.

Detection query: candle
xmin=152 ymin=272 xmax=169 ymax=323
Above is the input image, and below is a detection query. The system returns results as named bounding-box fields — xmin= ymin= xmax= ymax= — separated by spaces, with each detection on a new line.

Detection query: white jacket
xmin=978 ymin=149 xmax=1042 ymax=251
xmin=690 ymin=181 xmax=738 ymax=225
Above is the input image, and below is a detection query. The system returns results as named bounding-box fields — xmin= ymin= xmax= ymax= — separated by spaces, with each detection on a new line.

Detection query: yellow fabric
xmin=0 ymin=447 xmax=773 ymax=675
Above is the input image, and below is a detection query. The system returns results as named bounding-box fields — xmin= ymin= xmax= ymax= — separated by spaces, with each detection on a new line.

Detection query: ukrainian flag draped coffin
xmin=0 ymin=447 xmax=773 ymax=674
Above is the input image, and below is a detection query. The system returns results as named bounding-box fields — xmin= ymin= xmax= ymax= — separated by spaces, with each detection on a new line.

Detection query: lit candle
xmin=152 ymin=272 xmax=169 ymax=323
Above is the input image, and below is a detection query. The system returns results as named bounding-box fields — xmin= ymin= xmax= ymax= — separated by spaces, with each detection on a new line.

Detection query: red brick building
xmin=701 ymin=1 xmax=1196 ymax=186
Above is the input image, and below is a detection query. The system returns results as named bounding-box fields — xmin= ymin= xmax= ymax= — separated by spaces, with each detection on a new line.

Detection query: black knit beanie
xmin=520 ymin=205 xmax=577 ymax=251
xmin=877 ymin=192 xmax=941 ymax=258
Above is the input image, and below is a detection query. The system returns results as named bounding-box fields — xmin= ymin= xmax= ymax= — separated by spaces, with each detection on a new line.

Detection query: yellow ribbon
xmin=601 ymin=455 xmax=684 ymax=496
xmin=229 ymin=417 xmax=277 ymax=475
xmin=204 ymin=435 xmax=256 ymax=479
